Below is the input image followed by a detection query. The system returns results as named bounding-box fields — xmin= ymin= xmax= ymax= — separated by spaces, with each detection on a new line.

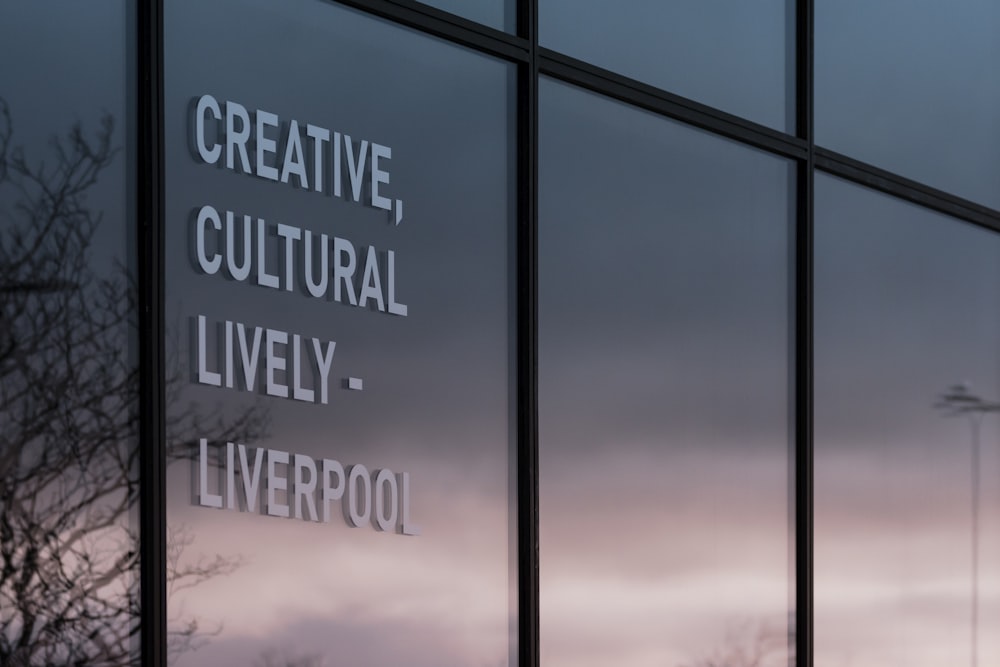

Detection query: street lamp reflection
xmin=934 ymin=382 xmax=999 ymax=667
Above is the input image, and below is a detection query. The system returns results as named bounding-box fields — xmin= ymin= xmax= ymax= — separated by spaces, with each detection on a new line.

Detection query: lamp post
xmin=935 ymin=383 xmax=999 ymax=667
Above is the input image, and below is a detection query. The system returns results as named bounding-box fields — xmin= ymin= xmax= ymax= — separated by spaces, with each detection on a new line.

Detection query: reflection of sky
xmin=540 ymin=0 xmax=794 ymax=131
xmin=0 ymin=3 xmax=137 ymax=664
xmin=7 ymin=3 xmax=998 ymax=666
xmin=815 ymin=173 xmax=1000 ymax=667
xmin=165 ymin=1 xmax=513 ymax=666
xmin=538 ymin=79 xmax=792 ymax=667
xmin=816 ymin=1 xmax=1000 ymax=208
xmin=0 ymin=1 xmax=129 ymax=268
xmin=170 ymin=488 xmax=511 ymax=667
xmin=416 ymin=0 xmax=514 ymax=32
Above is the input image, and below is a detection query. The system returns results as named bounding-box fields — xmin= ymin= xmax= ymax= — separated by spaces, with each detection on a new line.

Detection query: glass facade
xmin=538 ymin=78 xmax=792 ymax=667
xmin=815 ymin=174 xmax=1000 ymax=667
xmin=0 ymin=2 xmax=139 ymax=665
xmin=163 ymin=2 xmax=514 ymax=665
xmin=418 ymin=0 xmax=515 ymax=32
xmin=2 ymin=2 xmax=999 ymax=667
xmin=540 ymin=0 xmax=795 ymax=131
xmin=816 ymin=0 xmax=1000 ymax=208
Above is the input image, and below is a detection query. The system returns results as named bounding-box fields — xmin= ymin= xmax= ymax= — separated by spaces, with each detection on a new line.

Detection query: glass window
xmin=418 ymin=0 xmax=514 ymax=33
xmin=0 ymin=2 xmax=138 ymax=665
xmin=816 ymin=1 xmax=1000 ymax=208
xmin=539 ymin=0 xmax=795 ymax=131
xmin=815 ymin=173 xmax=1000 ymax=667
xmin=164 ymin=1 xmax=515 ymax=665
xmin=539 ymin=77 xmax=793 ymax=667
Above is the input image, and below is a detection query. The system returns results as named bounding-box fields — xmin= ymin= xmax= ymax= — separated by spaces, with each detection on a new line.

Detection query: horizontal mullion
xmin=334 ymin=0 xmax=530 ymax=62
xmin=539 ymin=48 xmax=809 ymax=162
xmin=815 ymin=148 xmax=1000 ymax=233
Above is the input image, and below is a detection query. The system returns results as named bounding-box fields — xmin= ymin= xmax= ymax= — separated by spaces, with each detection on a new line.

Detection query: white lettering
xmin=291 ymin=334 xmax=314 ymax=403
xmin=225 ymin=211 xmax=252 ymax=281
xmin=194 ymin=97 xmax=402 ymax=213
xmin=303 ymin=230 xmax=328 ymax=298
xmin=224 ymin=320 xmax=234 ymax=388
xmin=226 ymin=441 xmax=236 ymax=509
xmin=312 ymin=339 xmax=335 ymax=405
xmin=196 ymin=205 xmax=222 ymax=275
xmin=195 ymin=316 xmax=335 ymax=404
xmin=265 ymin=328 xmax=288 ymax=399
xmin=387 ymin=250 xmax=407 ymax=316
xmin=346 ymin=464 xmax=371 ymax=527
xmin=197 ymin=315 xmax=221 ymax=387
xmin=333 ymin=236 xmax=358 ymax=306
xmin=238 ymin=444 xmax=265 ymax=513
xmin=306 ymin=124 xmax=330 ymax=193
xmin=400 ymin=472 xmax=420 ymax=536
xmin=370 ymin=143 xmax=391 ymax=211
xmin=256 ymin=219 xmax=280 ymax=288
xmin=192 ymin=439 xmax=417 ymax=537
xmin=358 ymin=245 xmax=385 ymax=312
xmin=225 ymin=100 xmax=252 ymax=173
xmin=276 ymin=223 xmax=301 ymax=292
xmin=344 ymin=135 xmax=368 ymax=203
xmin=294 ymin=454 xmax=319 ymax=521
xmin=256 ymin=109 xmax=280 ymax=181
xmin=195 ymin=94 xmax=222 ymax=164
xmin=189 ymin=208 xmax=406 ymax=317
xmin=198 ymin=439 xmax=223 ymax=508
xmin=236 ymin=322 xmax=262 ymax=391
xmin=280 ymin=119 xmax=308 ymax=188
xmin=373 ymin=468 xmax=398 ymax=532
xmin=321 ymin=458 xmax=345 ymax=523
xmin=266 ymin=448 xmax=290 ymax=518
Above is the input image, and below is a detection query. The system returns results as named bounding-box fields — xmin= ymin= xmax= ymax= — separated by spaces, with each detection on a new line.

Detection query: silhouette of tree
xmin=256 ymin=648 xmax=325 ymax=667
xmin=678 ymin=617 xmax=791 ymax=667
xmin=0 ymin=99 xmax=267 ymax=666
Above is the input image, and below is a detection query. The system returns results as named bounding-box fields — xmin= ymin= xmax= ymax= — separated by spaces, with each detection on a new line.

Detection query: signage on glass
xmin=185 ymin=93 xmax=419 ymax=536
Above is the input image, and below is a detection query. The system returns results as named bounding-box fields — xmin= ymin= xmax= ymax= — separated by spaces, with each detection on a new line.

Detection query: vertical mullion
xmin=138 ymin=0 xmax=166 ymax=664
xmin=517 ymin=1 xmax=539 ymax=667
xmin=795 ymin=0 xmax=815 ymax=665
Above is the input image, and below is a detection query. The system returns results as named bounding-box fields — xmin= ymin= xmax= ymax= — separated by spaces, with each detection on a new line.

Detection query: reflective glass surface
xmin=816 ymin=1 xmax=1000 ymax=208
xmin=0 ymin=2 xmax=138 ymax=664
xmin=815 ymin=173 xmax=1000 ymax=667
xmin=417 ymin=0 xmax=514 ymax=32
xmin=539 ymin=78 xmax=793 ymax=667
xmin=164 ymin=1 xmax=514 ymax=665
xmin=540 ymin=0 xmax=795 ymax=131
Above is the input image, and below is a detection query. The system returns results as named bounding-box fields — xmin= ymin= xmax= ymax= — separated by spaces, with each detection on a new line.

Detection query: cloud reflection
xmin=815 ymin=174 xmax=1000 ymax=667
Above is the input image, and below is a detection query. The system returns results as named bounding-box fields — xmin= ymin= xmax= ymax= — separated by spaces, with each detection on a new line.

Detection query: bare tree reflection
xmin=0 ymin=100 xmax=266 ymax=666
xmin=256 ymin=648 xmax=325 ymax=667
xmin=677 ymin=618 xmax=791 ymax=667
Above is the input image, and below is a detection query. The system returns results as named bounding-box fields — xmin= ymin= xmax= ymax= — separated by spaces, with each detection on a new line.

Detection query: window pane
xmin=815 ymin=173 xmax=1000 ymax=667
xmin=164 ymin=1 xmax=515 ymax=665
xmin=539 ymin=78 xmax=793 ymax=667
xmin=816 ymin=1 xmax=1000 ymax=208
xmin=418 ymin=0 xmax=514 ymax=32
xmin=540 ymin=0 xmax=795 ymax=131
xmin=0 ymin=2 xmax=138 ymax=664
